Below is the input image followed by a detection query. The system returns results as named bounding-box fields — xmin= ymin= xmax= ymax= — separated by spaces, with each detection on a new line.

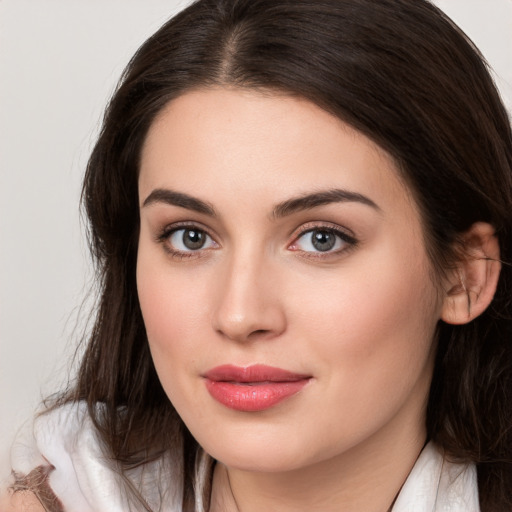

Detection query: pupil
xmin=312 ymin=230 xmax=335 ymax=252
xmin=183 ymin=229 xmax=205 ymax=250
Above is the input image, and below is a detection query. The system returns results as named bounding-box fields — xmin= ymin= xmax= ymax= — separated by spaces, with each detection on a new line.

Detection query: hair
xmin=44 ymin=0 xmax=512 ymax=510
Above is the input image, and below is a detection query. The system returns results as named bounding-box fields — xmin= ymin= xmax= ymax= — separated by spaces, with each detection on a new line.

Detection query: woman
xmin=4 ymin=0 xmax=512 ymax=510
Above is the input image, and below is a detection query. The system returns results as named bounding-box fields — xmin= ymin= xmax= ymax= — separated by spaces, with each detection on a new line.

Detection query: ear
xmin=441 ymin=222 xmax=501 ymax=325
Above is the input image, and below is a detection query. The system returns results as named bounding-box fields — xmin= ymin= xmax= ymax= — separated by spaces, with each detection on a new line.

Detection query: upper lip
xmin=203 ymin=364 xmax=311 ymax=383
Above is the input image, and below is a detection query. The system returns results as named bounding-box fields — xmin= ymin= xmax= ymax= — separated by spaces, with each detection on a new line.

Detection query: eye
xmin=290 ymin=227 xmax=356 ymax=254
xmin=166 ymin=227 xmax=217 ymax=252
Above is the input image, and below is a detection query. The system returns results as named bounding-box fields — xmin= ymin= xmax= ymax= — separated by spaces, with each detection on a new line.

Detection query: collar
xmin=392 ymin=442 xmax=479 ymax=512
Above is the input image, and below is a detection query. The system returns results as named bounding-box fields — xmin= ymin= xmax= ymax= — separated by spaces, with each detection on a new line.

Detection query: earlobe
xmin=441 ymin=222 xmax=501 ymax=325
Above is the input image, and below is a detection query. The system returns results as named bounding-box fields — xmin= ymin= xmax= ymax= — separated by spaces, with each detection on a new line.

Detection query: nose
xmin=211 ymin=252 xmax=287 ymax=343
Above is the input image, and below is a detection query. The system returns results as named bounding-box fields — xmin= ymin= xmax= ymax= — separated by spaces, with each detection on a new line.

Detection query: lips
xmin=203 ymin=364 xmax=311 ymax=412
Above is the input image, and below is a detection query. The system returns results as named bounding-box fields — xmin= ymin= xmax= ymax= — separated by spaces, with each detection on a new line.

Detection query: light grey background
xmin=1 ymin=0 xmax=511 ymax=481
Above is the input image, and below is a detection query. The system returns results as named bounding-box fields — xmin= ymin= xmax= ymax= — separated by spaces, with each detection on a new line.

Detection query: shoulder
xmin=0 ymin=490 xmax=46 ymax=512
xmin=8 ymin=402 xmax=121 ymax=511
xmin=0 ymin=462 xmax=63 ymax=512
xmin=8 ymin=402 xmax=184 ymax=512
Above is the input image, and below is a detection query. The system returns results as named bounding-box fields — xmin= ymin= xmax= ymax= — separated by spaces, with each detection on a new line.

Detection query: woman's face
xmin=137 ymin=88 xmax=443 ymax=472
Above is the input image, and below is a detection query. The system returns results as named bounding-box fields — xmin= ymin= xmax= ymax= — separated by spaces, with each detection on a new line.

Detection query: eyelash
xmin=288 ymin=222 xmax=358 ymax=260
xmin=156 ymin=222 xmax=217 ymax=260
xmin=156 ymin=222 xmax=358 ymax=260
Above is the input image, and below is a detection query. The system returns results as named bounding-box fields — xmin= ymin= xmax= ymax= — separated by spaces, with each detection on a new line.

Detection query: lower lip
xmin=205 ymin=379 xmax=310 ymax=412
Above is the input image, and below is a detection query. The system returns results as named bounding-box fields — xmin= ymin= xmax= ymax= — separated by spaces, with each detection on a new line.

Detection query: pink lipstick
xmin=203 ymin=364 xmax=311 ymax=412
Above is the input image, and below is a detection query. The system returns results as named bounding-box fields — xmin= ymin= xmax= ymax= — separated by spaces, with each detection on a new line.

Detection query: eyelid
xmin=290 ymin=221 xmax=356 ymax=241
xmin=156 ymin=221 xmax=219 ymax=258
xmin=288 ymin=221 xmax=358 ymax=256
xmin=154 ymin=219 xmax=357 ymax=260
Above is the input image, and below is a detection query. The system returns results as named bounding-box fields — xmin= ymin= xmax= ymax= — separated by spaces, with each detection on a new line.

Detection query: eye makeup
xmin=155 ymin=219 xmax=358 ymax=262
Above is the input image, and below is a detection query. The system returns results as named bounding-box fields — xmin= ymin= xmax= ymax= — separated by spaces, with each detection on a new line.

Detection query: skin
xmin=0 ymin=491 xmax=45 ymax=512
xmin=136 ymin=88 xmax=448 ymax=512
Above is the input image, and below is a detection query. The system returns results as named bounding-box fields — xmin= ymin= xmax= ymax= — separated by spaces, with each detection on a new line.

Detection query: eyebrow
xmin=142 ymin=188 xmax=216 ymax=216
xmin=141 ymin=187 xmax=380 ymax=218
xmin=272 ymin=188 xmax=380 ymax=218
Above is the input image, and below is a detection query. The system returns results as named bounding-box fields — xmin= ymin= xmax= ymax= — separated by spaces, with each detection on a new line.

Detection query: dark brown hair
xmin=52 ymin=0 xmax=512 ymax=510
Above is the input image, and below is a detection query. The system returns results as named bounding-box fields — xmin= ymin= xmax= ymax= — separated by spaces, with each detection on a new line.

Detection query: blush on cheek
xmin=137 ymin=259 xmax=213 ymax=364
xmin=140 ymin=291 xmax=189 ymax=350
xmin=309 ymin=262 xmax=437 ymax=366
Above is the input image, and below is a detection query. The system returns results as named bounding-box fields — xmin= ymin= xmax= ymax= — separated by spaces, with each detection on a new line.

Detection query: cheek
xmin=136 ymin=248 xmax=208 ymax=374
xmin=138 ymin=275 xmax=198 ymax=346
xmin=291 ymin=240 xmax=441 ymax=388
xmin=137 ymin=264 xmax=212 ymax=420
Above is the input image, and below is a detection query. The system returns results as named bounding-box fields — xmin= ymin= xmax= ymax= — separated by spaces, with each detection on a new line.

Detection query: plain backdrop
xmin=1 ymin=0 xmax=511 ymax=481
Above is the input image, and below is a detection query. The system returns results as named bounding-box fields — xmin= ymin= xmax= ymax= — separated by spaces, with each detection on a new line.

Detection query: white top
xmin=9 ymin=402 xmax=480 ymax=512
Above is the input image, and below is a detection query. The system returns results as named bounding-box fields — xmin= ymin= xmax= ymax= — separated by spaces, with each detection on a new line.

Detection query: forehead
xmin=139 ymin=87 xmax=416 ymax=220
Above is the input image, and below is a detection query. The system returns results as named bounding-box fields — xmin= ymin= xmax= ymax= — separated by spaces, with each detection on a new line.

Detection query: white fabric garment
xmin=9 ymin=402 xmax=480 ymax=511
xmin=10 ymin=403 xmax=182 ymax=512
xmin=392 ymin=442 xmax=479 ymax=512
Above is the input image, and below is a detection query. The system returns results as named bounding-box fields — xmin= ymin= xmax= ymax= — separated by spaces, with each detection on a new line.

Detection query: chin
xmin=213 ymin=449 xmax=308 ymax=473
xmin=195 ymin=426 xmax=327 ymax=473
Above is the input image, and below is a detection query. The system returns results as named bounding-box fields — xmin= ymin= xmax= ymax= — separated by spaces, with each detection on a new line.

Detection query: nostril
xmin=247 ymin=329 xmax=271 ymax=340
